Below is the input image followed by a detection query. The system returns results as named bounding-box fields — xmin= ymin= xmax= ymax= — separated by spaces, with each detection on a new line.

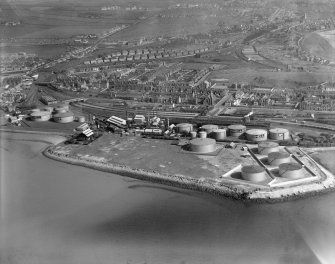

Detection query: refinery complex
xmin=10 ymin=98 xmax=330 ymax=202
xmin=2 ymin=0 xmax=335 ymax=202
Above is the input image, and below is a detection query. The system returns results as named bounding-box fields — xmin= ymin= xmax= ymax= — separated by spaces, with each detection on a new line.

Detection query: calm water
xmin=1 ymin=132 xmax=335 ymax=264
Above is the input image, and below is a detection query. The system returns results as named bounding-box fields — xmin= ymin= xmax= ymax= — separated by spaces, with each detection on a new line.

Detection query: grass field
xmin=209 ymin=67 xmax=335 ymax=87
xmin=302 ymin=31 xmax=335 ymax=62
xmin=59 ymin=133 xmax=252 ymax=180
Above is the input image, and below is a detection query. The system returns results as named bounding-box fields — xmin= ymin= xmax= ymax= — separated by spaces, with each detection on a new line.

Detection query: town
xmin=2 ymin=0 xmax=335 ymax=201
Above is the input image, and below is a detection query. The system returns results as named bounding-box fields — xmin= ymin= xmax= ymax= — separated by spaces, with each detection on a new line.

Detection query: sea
xmin=1 ymin=131 xmax=335 ymax=264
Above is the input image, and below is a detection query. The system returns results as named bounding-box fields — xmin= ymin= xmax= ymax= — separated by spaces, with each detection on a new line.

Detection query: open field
xmin=58 ymin=134 xmax=252 ymax=180
xmin=1 ymin=44 xmax=69 ymax=57
xmin=312 ymin=150 xmax=335 ymax=174
xmin=302 ymin=31 xmax=335 ymax=62
xmin=209 ymin=67 xmax=335 ymax=87
xmin=107 ymin=16 xmax=218 ymax=41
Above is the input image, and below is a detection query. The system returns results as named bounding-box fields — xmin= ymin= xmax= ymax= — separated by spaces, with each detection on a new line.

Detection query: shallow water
xmin=1 ymin=132 xmax=335 ymax=264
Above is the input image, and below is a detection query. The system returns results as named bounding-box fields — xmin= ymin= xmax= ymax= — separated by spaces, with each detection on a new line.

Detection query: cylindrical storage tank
xmin=201 ymin=124 xmax=219 ymax=136
xmin=30 ymin=108 xmax=40 ymax=113
xmin=228 ymin=124 xmax=246 ymax=138
xmin=54 ymin=106 xmax=67 ymax=113
xmin=42 ymin=106 xmax=54 ymax=113
xmin=246 ymin=129 xmax=268 ymax=142
xmin=53 ymin=111 xmax=74 ymax=123
xmin=30 ymin=111 xmax=51 ymax=122
xmin=241 ymin=165 xmax=268 ymax=182
xmin=268 ymin=152 xmax=291 ymax=166
xmin=198 ymin=131 xmax=207 ymax=138
xmin=56 ymin=103 xmax=69 ymax=111
xmin=190 ymin=131 xmax=197 ymax=139
xmin=258 ymin=141 xmax=279 ymax=155
xmin=279 ymin=162 xmax=304 ymax=179
xmin=77 ymin=116 xmax=85 ymax=123
xmin=269 ymin=128 xmax=290 ymax=140
xmin=189 ymin=138 xmax=216 ymax=153
xmin=176 ymin=123 xmax=193 ymax=134
xmin=212 ymin=129 xmax=227 ymax=141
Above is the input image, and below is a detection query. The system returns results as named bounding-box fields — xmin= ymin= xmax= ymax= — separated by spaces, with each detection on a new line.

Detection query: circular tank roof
xmin=30 ymin=111 xmax=50 ymax=117
xmin=268 ymin=152 xmax=290 ymax=160
xmin=258 ymin=141 xmax=279 ymax=148
xmin=279 ymin=162 xmax=302 ymax=171
xmin=246 ymin=129 xmax=267 ymax=135
xmin=176 ymin=123 xmax=192 ymax=127
xmin=269 ymin=128 xmax=289 ymax=133
xmin=241 ymin=165 xmax=265 ymax=174
xmin=228 ymin=124 xmax=246 ymax=130
xmin=202 ymin=124 xmax=218 ymax=129
xmin=190 ymin=138 xmax=216 ymax=146
xmin=213 ymin=129 xmax=226 ymax=133
xmin=53 ymin=111 xmax=74 ymax=118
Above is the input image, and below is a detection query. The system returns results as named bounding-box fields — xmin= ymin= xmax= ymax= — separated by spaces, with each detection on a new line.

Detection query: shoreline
xmin=43 ymin=144 xmax=335 ymax=204
xmin=3 ymin=128 xmax=335 ymax=203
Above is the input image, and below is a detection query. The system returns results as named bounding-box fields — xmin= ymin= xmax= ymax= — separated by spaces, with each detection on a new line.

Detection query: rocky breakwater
xmin=43 ymin=145 xmax=335 ymax=203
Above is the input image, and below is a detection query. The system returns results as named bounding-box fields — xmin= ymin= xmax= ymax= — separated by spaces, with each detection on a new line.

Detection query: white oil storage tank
xmin=198 ymin=131 xmax=207 ymax=138
xmin=30 ymin=108 xmax=40 ymax=113
xmin=189 ymin=138 xmax=216 ymax=153
xmin=258 ymin=141 xmax=279 ymax=155
xmin=241 ymin=165 xmax=268 ymax=182
xmin=228 ymin=124 xmax=246 ymax=138
xmin=212 ymin=129 xmax=227 ymax=141
xmin=269 ymin=128 xmax=290 ymax=140
xmin=176 ymin=123 xmax=193 ymax=134
xmin=42 ymin=106 xmax=54 ymax=113
xmin=54 ymin=106 xmax=67 ymax=113
xmin=190 ymin=131 xmax=197 ymax=138
xmin=30 ymin=110 xmax=51 ymax=122
xmin=278 ymin=162 xmax=304 ymax=179
xmin=77 ymin=116 xmax=86 ymax=123
xmin=201 ymin=124 xmax=219 ymax=136
xmin=53 ymin=111 xmax=74 ymax=123
xmin=246 ymin=129 xmax=268 ymax=142
xmin=267 ymin=152 xmax=291 ymax=166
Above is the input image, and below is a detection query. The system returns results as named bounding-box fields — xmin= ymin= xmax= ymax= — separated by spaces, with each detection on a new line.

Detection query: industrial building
xmin=267 ymin=152 xmax=291 ymax=166
xmin=189 ymin=138 xmax=216 ymax=153
xmin=30 ymin=110 xmax=51 ymax=122
xmin=278 ymin=162 xmax=304 ymax=179
xmin=246 ymin=129 xmax=268 ymax=142
xmin=269 ymin=128 xmax=290 ymax=140
xmin=40 ymin=95 xmax=58 ymax=105
xmin=133 ymin=115 xmax=145 ymax=124
xmin=258 ymin=141 xmax=279 ymax=155
xmin=53 ymin=111 xmax=74 ymax=123
xmin=241 ymin=165 xmax=268 ymax=182
xmin=228 ymin=124 xmax=246 ymax=138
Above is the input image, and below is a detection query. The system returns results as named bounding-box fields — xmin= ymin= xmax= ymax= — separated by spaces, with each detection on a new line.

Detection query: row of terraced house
xmin=84 ymin=47 xmax=210 ymax=65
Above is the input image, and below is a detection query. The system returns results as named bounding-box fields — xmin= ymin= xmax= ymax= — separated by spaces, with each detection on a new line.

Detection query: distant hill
xmin=0 ymin=0 xmax=20 ymax=21
xmin=302 ymin=31 xmax=335 ymax=61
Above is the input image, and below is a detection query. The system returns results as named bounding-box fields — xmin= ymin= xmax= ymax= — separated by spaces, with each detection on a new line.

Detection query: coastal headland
xmin=43 ymin=133 xmax=335 ymax=203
